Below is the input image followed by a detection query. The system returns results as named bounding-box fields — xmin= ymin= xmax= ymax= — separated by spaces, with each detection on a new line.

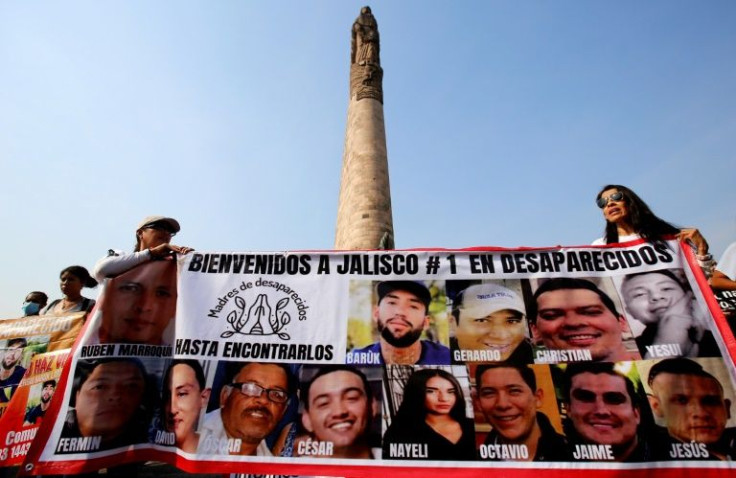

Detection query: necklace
xmin=61 ymin=297 xmax=82 ymax=311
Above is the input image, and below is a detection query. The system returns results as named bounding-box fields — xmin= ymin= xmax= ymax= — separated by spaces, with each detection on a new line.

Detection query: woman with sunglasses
xmin=593 ymin=185 xmax=715 ymax=277
xmin=93 ymin=215 xmax=194 ymax=281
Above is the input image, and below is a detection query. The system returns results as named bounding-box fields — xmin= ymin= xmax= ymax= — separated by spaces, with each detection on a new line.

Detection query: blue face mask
xmin=22 ymin=302 xmax=41 ymax=316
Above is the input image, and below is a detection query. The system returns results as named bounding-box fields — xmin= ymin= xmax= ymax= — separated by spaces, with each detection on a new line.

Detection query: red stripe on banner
xmin=18 ymin=312 xmax=97 ymax=475
xmin=681 ymin=240 xmax=736 ymax=362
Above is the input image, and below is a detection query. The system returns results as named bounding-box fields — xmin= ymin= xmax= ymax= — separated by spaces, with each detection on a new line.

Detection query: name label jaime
xmin=572 ymin=444 xmax=614 ymax=460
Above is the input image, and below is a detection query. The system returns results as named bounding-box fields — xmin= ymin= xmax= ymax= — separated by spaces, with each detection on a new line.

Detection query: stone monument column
xmin=334 ymin=6 xmax=394 ymax=250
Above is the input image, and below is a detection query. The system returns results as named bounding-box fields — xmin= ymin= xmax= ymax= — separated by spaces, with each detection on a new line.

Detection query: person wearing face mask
xmin=21 ymin=291 xmax=48 ymax=317
xmin=593 ymin=185 xmax=715 ymax=278
xmin=92 ymin=216 xmax=193 ymax=281
xmin=41 ymin=266 xmax=97 ymax=315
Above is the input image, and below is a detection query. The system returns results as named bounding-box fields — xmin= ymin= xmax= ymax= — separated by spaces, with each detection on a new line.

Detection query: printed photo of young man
xmin=642 ymin=357 xmax=736 ymax=460
xmin=96 ymin=260 xmax=177 ymax=345
xmin=1 ymin=338 xmax=28 ymax=404
xmin=57 ymin=358 xmax=158 ymax=454
xmin=347 ymin=281 xmax=450 ymax=365
xmin=449 ymin=281 xmax=533 ymax=364
xmin=558 ymin=362 xmax=653 ymax=462
xmin=473 ymin=363 xmax=569 ymax=461
xmin=23 ymin=379 xmax=56 ymax=426
xmin=295 ymin=365 xmax=381 ymax=459
xmin=617 ymin=269 xmax=721 ymax=358
xmin=529 ymin=278 xmax=640 ymax=363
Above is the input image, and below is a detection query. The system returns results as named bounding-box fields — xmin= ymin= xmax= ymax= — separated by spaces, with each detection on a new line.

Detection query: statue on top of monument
xmin=349 ymin=6 xmax=383 ymax=103
xmin=351 ymin=6 xmax=380 ymax=67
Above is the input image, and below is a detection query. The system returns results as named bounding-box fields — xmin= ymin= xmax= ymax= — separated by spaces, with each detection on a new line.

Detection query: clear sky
xmin=1 ymin=1 xmax=735 ymax=317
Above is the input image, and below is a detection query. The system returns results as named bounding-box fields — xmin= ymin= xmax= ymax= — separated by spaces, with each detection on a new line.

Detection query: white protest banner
xmin=22 ymin=240 xmax=736 ymax=478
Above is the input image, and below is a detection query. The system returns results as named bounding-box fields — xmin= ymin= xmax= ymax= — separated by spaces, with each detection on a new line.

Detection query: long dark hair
xmin=60 ymin=265 xmax=98 ymax=288
xmin=596 ymin=184 xmax=679 ymax=244
xmin=391 ymin=368 xmax=468 ymax=426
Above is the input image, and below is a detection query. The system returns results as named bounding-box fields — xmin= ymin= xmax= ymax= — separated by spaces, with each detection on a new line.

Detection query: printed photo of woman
xmin=382 ymin=367 xmax=475 ymax=460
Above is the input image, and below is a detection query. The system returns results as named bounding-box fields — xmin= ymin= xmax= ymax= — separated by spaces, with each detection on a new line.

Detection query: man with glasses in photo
xmin=198 ymin=362 xmax=296 ymax=456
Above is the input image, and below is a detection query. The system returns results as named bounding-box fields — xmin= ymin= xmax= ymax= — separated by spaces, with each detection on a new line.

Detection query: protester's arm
xmin=93 ymin=244 xmax=194 ymax=281
xmin=647 ymin=294 xmax=700 ymax=357
xmin=93 ymin=250 xmax=152 ymax=281
xmin=677 ymin=228 xmax=717 ymax=279
xmin=710 ymin=270 xmax=736 ymax=292
xmin=677 ymin=228 xmax=709 ymax=256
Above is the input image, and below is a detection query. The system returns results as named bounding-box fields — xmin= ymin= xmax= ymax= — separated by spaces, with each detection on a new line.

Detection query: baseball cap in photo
xmin=136 ymin=216 xmax=181 ymax=233
xmin=376 ymin=281 xmax=432 ymax=309
xmin=457 ymin=283 xmax=525 ymax=318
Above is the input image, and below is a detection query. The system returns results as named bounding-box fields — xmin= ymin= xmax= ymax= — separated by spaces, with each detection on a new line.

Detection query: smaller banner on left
xmin=0 ymin=312 xmax=85 ymax=467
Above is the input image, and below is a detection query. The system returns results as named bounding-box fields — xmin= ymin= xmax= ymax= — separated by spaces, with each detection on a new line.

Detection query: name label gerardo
xmin=347 ymin=352 xmax=381 ymax=365
xmin=572 ymin=444 xmax=614 ymax=460
xmin=670 ymin=441 xmax=709 ymax=459
xmin=645 ymin=343 xmax=682 ymax=358
xmin=56 ymin=436 xmax=102 ymax=453
xmin=389 ymin=443 xmax=428 ymax=458
xmin=154 ymin=431 xmax=175 ymax=445
xmin=535 ymin=349 xmax=592 ymax=363
xmin=297 ymin=439 xmax=334 ymax=456
xmin=454 ymin=349 xmax=502 ymax=362
xmin=479 ymin=444 xmax=529 ymax=460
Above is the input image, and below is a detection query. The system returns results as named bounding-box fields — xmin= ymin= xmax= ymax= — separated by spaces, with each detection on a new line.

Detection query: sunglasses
xmin=142 ymin=223 xmax=176 ymax=236
xmin=596 ymin=191 xmax=624 ymax=208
